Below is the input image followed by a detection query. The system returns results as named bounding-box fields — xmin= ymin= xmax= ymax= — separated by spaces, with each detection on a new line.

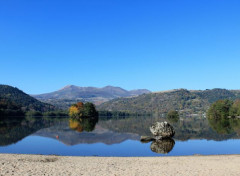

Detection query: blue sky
xmin=1 ymin=0 xmax=240 ymax=94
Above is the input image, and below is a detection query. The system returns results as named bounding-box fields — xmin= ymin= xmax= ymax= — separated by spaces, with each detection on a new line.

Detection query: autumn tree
xmin=69 ymin=102 xmax=98 ymax=118
xmin=69 ymin=105 xmax=79 ymax=117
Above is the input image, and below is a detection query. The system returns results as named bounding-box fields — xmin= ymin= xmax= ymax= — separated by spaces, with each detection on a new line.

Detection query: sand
xmin=0 ymin=154 xmax=240 ymax=176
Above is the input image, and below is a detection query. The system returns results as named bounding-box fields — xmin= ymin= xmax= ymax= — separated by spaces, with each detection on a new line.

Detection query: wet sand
xmin=0 ymin=154 xmax=240 ymax=176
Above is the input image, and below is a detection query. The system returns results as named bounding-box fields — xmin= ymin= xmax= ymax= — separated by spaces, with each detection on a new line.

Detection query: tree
xmin=69 ymin=102 xmax=98 ymax=118
xmin=207 ymin=100 xmax=233 ymax=119
xmin=69 ymin=105 xmax=79 ymax=117
xmin=83 ymin=102 xmax=98 ymax=117
xmin=229 ymin=99 xmax=240 ymax=117
xmin=167 ymin=110 xmax=179 ymax=119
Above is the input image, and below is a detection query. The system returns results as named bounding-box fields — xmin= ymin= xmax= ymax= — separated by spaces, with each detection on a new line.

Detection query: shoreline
xmin=2 ymin=152 xmax=240 ymax=157
xmin=1 ymin=154 xmax=240 ymax=175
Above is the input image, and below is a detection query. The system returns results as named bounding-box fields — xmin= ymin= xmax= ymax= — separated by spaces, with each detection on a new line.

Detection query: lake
xmin=1 ymin=116 xmax=240 ymax=156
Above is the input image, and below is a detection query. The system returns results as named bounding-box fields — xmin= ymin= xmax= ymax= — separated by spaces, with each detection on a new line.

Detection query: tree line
xmin=207 ymin=99 xmax=240 ymax=119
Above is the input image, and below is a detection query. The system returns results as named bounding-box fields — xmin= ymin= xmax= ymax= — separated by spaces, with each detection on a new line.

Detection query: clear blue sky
xmin=1 ymin=0 xmax=240 ymax=94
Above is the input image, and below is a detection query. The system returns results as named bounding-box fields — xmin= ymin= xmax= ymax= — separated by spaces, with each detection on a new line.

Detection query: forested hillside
xmin=0 ymin=85 xmax=55 ymax=115
xmin=98 ymin=89 xmax=240 ymax=116
xmin=0 ymin=98 xmax=24 ymax=116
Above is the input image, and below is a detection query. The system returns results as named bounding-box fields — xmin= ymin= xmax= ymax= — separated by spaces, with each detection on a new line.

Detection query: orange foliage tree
xmin=68 ymin=102 xmax=98 ymax=118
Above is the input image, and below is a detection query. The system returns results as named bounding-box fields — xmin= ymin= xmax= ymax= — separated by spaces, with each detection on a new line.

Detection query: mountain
xmin=98 ymin=88 xmax=240 ymax=115
xmin=33 ymin=85 xmax=151 ymax=109
xmin=34 ymin=85 xmax=150 ymax=99
xmin=0 ymin=85 xmax=55 ymax=114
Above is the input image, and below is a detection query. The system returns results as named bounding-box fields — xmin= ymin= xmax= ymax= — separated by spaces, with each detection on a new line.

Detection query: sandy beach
xmin=0 ymin=154 xmax=240 ymax=176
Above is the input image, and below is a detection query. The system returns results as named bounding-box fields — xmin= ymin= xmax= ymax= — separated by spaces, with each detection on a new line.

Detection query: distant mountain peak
xmin=103 ymin=85 xmax=114 ymax=88
xmin=60 ymin=85 xmax=78 ymax=90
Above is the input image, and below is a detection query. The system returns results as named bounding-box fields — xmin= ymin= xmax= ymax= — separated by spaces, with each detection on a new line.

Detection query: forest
xmin=0 ymin=85 xmax=55 ymax=116
xmin=207 ymin=99 xmax=240 ymax=119
xmin=98 ymin=89 xmax=240 ymax=116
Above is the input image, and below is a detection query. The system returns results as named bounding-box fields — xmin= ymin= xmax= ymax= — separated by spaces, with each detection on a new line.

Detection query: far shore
xmin=1 ymin=154 xmax=240 ymax=175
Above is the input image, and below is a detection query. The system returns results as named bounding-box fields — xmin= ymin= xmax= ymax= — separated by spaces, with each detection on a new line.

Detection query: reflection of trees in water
xmin=208 ymin=117 xmax=240 ymax=135
xmin=167 ymin=110 xmax=179 ymax=123
xmin=0 ymin=117 xmax=24 ymax=145
xmin=99 ymin=116 xmax=203 ymax=139
xmin=0 ymin=117 xmax=65 ymax=146
xmin=99 ymin=116 xmax=157 ymax=136
xmin=150 ymin=138 xmax=175 ymax=154
xmin=99 ymin=116 xmax=240 ymax=141
xmin=69 ymin=119 xmax=83 ymax=132
xmin=167 ymin=116 xmax=179 ymax=123
xmin=69 ymin=116 xmax=98 ymax=133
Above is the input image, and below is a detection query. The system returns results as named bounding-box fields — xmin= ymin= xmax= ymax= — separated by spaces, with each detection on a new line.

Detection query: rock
xmin=150 ymin=121 xmax=175 ymax=139
xmin=150 ymin=138 xmax=175 ymax=154
xmin=140 ymin=136 xmax=155 ymax=143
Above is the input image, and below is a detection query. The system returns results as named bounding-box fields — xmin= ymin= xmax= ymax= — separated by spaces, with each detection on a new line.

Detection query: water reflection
xmin=208 ymin=117 xmax=240 ymax=135
xmin=98 ymin=116 xmax=240 ymax=141
xmin=150 ymin=138 xmax=175 ymax=154
xmin=0 ymin=116 xmax=57 ymax=146
xmin=1 ymin=115 xmax=240 ymax=149
xmin=69 ymin=117 xmax=98 ymax=133
xmin=167 ymin=115 xmax=179 ymax=123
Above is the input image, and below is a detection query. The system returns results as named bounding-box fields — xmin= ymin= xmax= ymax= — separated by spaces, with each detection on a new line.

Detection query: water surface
xmin=0 ymin=116 xmax=240 ymax=156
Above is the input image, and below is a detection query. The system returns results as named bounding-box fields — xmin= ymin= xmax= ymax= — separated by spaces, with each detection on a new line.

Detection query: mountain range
xmin=32 ymin=85 xmax=151 ymax=109
xmin=2 ymin=84 xmax=240 ymax=116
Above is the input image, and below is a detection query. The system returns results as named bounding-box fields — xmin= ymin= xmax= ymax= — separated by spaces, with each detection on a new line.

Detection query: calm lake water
xmin=1 ymin=116 xmax=240 ymax=156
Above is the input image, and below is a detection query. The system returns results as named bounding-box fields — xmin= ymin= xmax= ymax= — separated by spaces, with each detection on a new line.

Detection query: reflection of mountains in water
xmin=0 ymin=117 xmax=140 ymax=146
xmin=34 ymin=121 xmax=140 ymax=145
xmin=1 ymin=116 xmax=240 ymax=147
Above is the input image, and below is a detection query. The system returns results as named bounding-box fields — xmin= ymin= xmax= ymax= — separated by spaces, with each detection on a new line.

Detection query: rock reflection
xmin=150 ymin=138 xmax=175 ymax=154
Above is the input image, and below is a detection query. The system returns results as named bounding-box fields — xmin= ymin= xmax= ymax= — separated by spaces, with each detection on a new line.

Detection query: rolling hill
xmin=97 ymin=88 xmax=240 ymax=116
xmin=0 ymin=85 xmax=55 ymax=114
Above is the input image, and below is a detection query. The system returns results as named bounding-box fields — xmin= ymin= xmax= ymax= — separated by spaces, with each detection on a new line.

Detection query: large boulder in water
xmin=150 ymin=138 xmax=175 ymax=154
xmin=150 ymin=121 xmax=175 ymax=139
